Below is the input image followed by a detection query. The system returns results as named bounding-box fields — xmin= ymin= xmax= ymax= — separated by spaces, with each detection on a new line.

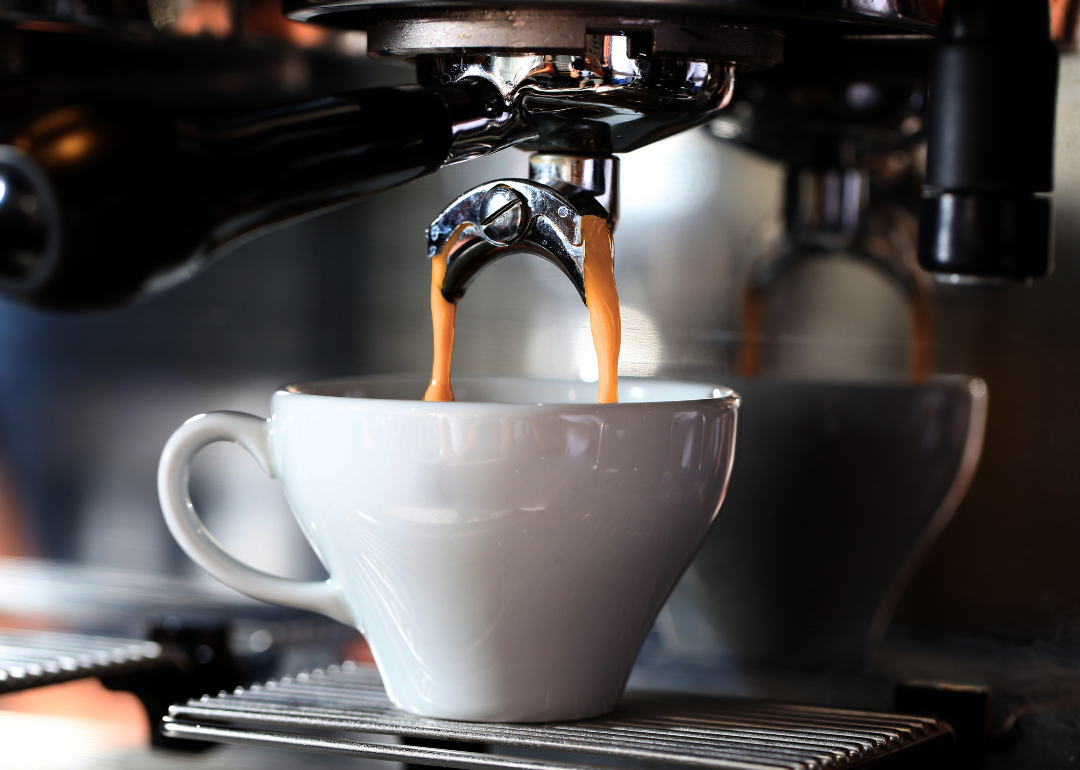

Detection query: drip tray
xmin=163 ymin=663 xmax=955 ymax=769
xmin=0 ymin=629 xmax=164 ymax=693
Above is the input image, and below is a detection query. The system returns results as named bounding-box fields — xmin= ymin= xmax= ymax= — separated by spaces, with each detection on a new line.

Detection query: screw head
xmin=480 ymin=185 xmax=527 ymax=244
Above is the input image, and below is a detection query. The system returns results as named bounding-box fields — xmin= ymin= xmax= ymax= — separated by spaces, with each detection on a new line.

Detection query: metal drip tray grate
xmin=0 ymin=629 xmax=164 ymax=692
xmin=164 ymin=663 xmax=954 ymax=769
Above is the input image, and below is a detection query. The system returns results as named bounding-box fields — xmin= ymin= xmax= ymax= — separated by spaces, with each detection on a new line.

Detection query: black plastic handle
xmin=0 ymin=85 xmax=453 ymax=309
xmin=919 ymin=0 xmax=1058 ymax=280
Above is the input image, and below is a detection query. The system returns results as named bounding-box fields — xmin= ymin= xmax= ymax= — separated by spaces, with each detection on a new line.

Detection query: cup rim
xmin=275 ymin=374 xmax=740 ymax=411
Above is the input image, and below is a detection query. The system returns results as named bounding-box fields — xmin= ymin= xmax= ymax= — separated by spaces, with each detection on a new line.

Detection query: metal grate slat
xmin=0 ymin=629 xmax=164 ymax=692
xmin=164 ymin=663 xmax=954 ymax=770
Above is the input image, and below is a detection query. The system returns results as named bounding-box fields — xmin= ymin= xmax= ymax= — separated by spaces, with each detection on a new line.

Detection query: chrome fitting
xmin=426 ymin=152 xmax=619 ymax=305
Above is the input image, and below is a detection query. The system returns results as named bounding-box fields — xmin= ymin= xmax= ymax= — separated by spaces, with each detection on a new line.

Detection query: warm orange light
xmin=0 ymin=678 xmax=149 ymax=746
xmin=244 ymin=0 xmax=330 ymax=47
xmin=1051 ymin=0 xmax=1080 ymax=43
xmin=47 ymin=131 xmax=94 ymax=163
xmin=174 ymin=0 xmax=233 ymax=38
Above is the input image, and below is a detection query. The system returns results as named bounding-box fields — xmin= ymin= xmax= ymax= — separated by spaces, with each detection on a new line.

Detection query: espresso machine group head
xmin=0 ymin=1 xmax=1070 ymax=308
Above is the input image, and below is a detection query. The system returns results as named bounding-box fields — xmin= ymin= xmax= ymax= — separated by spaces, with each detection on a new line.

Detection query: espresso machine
xmin=0 ymin=1 xmax=1064 ymax=307
xmin=1 ymin=1 xmax=1079 ymax=768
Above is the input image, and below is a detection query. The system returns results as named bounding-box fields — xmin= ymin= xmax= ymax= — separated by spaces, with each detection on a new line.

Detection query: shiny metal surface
xmin=478 ymin=185 xmax=528 ymax=242
xmin=0 ymin=557 xmax=361 ymax=664
xmin=0 ymin=629 xmax=164 ymax=693
xmin=738 ymin=159 xmax=935 ymax=381
xmin=529 ymin=153 xmax=619 ymax=230
xmin=784 ymin=167 xmax=868 ymax=251
xmin=429 ymin=174 xmax=613 ymax=306
xmin=284 ymin=0 xmax=941 ymax=33
xmin=0 ymin=557 xmax=291 ymax=623
xmin=367 ymin=12 xmax=783 ymax=65
xmin=438 ymin=77 xmax=531 ymax=165
xmin=164 ymin=662 xmax=955 ymax=768
xmin=428 ymin=35 xmax=736 ymax=155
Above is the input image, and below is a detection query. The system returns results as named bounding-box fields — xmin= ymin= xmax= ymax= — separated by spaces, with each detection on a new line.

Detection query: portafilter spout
xmin=428 ymin=154 xmax=618 ymax=305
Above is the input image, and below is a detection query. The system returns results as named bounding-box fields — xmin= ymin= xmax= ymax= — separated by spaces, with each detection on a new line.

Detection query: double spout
xmin=428 ymin=154 xmax=619 ymax=306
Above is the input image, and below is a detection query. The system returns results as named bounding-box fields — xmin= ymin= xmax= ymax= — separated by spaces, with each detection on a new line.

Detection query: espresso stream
xmin=424 ymin=215 xmax=621 ymax=403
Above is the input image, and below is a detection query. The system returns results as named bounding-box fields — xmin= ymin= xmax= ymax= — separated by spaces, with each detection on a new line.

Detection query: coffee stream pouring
xmin=425 ymin=154 xmax=622 ymax=403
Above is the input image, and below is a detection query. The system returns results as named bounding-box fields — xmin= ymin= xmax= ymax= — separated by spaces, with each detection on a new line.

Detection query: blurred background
xmin=0 ymin=11 xmax=1078 ymax=767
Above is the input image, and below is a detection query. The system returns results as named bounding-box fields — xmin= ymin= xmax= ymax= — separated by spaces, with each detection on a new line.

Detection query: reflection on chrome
xmin=423 ymin=35 xmax=736 ymax=159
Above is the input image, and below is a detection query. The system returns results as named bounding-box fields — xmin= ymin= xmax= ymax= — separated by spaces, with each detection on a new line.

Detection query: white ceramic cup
xmin=158 ymin=376 xmax=739 ymax=722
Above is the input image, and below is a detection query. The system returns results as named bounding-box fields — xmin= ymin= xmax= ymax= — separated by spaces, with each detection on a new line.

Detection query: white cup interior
xmin=283 ymin=376 xmax=733 ymax=405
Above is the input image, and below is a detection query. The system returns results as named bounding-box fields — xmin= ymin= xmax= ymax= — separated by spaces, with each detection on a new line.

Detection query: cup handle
xmin=157 ymin=411 xmax=354 ymax=626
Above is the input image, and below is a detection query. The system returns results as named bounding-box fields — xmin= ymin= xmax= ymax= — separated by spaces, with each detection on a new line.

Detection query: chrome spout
xmin=427 ymin=154 xmax=618 ymax=305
